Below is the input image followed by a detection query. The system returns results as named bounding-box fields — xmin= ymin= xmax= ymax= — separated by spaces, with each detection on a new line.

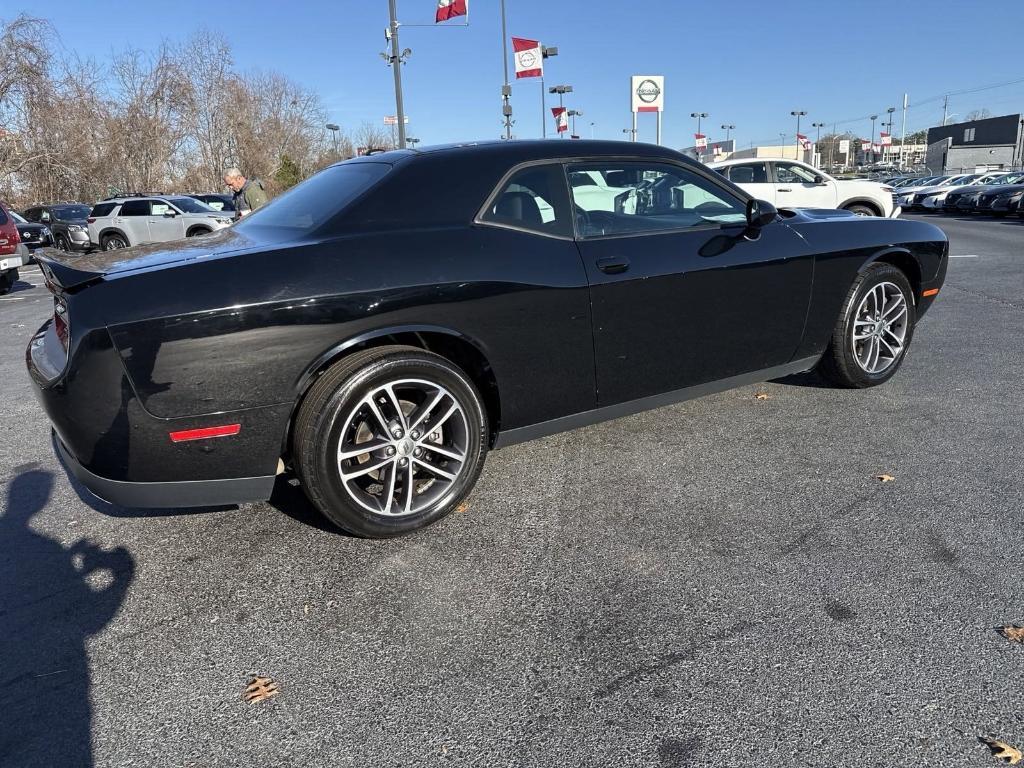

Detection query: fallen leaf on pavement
xmin=979 ymin=736 xmax=1022 ymax=764
xmin=455 ymin=502 xmax=470 ymax=513
xmin=244 ymin=676 xmax=280 ymax=704
xmin=876 ymin=473 xmax=896 ymax=483
xmin=997 ymin=625 xmax=1024 ymax=643
xmin=754 ymin=392 xmax=771 ymax=400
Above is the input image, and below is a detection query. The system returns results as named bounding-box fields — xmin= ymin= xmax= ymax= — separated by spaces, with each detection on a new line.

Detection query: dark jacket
xmin=233 ymin=178 xmax=269 ymax=216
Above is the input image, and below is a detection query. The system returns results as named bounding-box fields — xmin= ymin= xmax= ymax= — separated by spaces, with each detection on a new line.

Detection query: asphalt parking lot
xmin=2 ymin=213 xmax=1023 ymax=767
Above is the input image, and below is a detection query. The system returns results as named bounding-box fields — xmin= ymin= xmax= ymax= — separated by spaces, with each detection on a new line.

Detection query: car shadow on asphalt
xmin=772 ymin=369 xmax=833 ymax=389
xmin=0 ymin=468 xmax=135 ymax=767
xmin=266 ymin=475 xmax=353 ymax=535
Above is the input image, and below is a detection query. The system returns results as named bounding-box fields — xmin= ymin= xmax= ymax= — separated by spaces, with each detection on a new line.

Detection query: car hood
xmin=36 ymin=227 xmax=258 ymax=290
xmin=15 ymin=222 xmax=48 ymax=232
xmin=983 ymin=183 xmax=1024 ymax=195
xmin=55 ymin=218 xmax=89 ymax=226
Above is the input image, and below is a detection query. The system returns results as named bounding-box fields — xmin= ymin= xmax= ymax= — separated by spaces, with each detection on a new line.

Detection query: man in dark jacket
xmin=223 ymin=167 xmax=269 ymax=217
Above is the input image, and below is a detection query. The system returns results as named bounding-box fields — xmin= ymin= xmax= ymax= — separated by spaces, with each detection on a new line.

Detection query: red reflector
xmin=87 ymin=217 xmax=96 ymax=224
xmin=169 ymin=424 xmax=241 ymax=443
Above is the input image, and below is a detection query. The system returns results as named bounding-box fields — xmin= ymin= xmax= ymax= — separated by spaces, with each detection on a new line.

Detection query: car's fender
xmin=95 ymin=226 xmax=130 ymax=246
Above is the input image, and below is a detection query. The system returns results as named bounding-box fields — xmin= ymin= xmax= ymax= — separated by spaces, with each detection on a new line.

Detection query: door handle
xmin=777 ymin=188 xmax=792 ymax=192
xmin=596 ymin=257 xmax=630 ymax=274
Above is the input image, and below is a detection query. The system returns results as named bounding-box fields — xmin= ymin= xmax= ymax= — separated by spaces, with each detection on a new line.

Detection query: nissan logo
xmin=517 ymin=50 xmax=537 ymax=68
xmin=636 ymin=79 xmax=661 ymax=103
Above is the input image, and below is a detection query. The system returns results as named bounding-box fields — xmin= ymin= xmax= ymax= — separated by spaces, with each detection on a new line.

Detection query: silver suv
xmin=87 ymin=196 xmax=233 ymax=250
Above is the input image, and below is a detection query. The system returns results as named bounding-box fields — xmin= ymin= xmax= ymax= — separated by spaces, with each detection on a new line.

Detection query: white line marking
xmin=0 ymin=296 xmax=27 ymax=301
xmin=949 ymin=254 xmax=978 ymax=258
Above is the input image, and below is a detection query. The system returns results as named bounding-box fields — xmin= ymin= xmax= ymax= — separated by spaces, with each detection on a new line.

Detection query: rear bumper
xmin=55 ymin=431 xmax=275 ymax=508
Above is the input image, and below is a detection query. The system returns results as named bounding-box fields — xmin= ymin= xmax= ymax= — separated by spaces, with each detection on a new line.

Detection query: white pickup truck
xmin=709 ymin=158 xmax=900 ymax=217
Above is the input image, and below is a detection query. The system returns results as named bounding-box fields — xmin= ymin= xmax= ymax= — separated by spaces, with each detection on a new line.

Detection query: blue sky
xmin=21 ymin=0 xmax=1024 ymax=149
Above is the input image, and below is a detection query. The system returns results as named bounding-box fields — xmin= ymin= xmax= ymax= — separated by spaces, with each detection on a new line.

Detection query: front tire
xmin=845 ymin=203 xmax=879 ymax=217
xmin=0 ymin=269 xmax=16 ymax=295
xmin=186 ymin=227 xmax=211 ymax=237
xmin=54 ymin=234 xmax=70 ymax=251
xmin=293 ymin=346 xmax=488 ymax=537
xmin=817 ymin=263 xmax=916 ymax=388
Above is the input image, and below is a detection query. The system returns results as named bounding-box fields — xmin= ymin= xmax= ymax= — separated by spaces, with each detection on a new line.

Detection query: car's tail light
xmin=87 ymin=217 xmax=96 ymax=224
xmin=53 ymin=296 xmax=70 ymax=352
xmin=0 ymin=223 xmax=20 ymax=256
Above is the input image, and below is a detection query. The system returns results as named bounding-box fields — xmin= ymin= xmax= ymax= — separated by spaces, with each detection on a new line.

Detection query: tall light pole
xmin=549 ymin=84 xmax=572 ymax=138
xmin=567 ymin=109 xmax=583 ymax=138
xmin=790 ymin=110 xmax=807 ymax=161
xmin=406 ymin=137 xmax=420 ymax=148
xmin=721 ymin=124 xmax=735 ymax=141
xmin=811 ymin=122 xmax=825 ymax=167
xmin=499 ymin=0 xmax=512 ymax=138
xmin=384 ymin=0 xmax=410 ymax=149
xmin=869 ymin=114 xmax=878 ymax=166
xmin=325 ymin=123 xmax=340 ymax=155
xmin=884 ymin=106 xmax=896 ymax=165
xmin=690 ymin=112 xmax=708 ymax=160
xmin=622 ymin=127 xmax=637 ymax=141
xmin=539 ymin=45 xmax=558 ymax=138
xmin=589 ymin=121 xmax=595 ymax=139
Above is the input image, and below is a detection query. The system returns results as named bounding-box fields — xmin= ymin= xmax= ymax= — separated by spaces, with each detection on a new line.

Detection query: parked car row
xmin=889 ymin=171 xmax=1024 ymax=217
xmin=0 ymin=192 xmax=236 ymax=262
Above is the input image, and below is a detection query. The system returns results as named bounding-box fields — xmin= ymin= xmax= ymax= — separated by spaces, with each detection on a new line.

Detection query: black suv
xmin=21 ymin=203 xmax=93 ymax=252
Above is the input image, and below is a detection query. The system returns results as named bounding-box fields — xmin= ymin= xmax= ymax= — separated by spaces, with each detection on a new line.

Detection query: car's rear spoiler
xmin=35 ymin=250 xmax=104 ymax=292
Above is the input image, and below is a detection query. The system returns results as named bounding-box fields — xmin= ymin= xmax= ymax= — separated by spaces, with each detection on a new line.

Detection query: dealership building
xmin=925 ymin=113 xmax=1024 ymax=173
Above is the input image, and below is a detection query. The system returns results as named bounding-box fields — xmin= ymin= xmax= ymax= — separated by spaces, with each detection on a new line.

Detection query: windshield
xmin=52 ymin=205 xmax=91 ymax=220
xmin=235 ymin=162 xmax=391 ymax=238
xmin=951 ymin=175 xmax=978 ymax=185
xmin=166 ymin=197 xmax=215 ymax=214
xmin=11 ymin=211 xmax=27 ymax=223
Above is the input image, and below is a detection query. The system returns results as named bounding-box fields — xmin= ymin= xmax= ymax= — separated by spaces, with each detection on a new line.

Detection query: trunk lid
xmin=35 ymin=227 xmax=259 ymax=291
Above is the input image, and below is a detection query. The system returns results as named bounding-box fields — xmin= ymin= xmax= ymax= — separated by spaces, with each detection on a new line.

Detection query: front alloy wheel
xmin=851 ymin=281 xmax=909 ymax=375
xmin=817 ymin=262 xmax=916 ymax=388
xmin=293 ymin=346 xmax=487 ymax=537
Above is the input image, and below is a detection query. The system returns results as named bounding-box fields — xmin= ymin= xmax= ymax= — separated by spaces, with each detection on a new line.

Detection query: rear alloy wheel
xmin=102 ymin=234 xmax=128 ymax=250
xmin=817 ymin=262 xmax=916 ymax=388
xmin=293 ymin=345 xmax=488 ymax=537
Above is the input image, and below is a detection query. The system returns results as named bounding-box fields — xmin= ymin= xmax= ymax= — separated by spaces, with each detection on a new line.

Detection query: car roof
xmin=341 ymin=139 xmax=691 ymax=167
xmin=708 ymin=157 xmax=805 ymax=167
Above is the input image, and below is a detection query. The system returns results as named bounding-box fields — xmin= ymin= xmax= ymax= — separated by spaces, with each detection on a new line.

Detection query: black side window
xmin=90 ymin=202 xmax=117 ymax=217
xmin=23 ymin=208 xmax=39 ymax=222
xmin=481 ymin=164 xmax=572 ymax=237
xmin=0 ymin=207 xmax=7 ymax=225
xmin=119 ymin=200 xmax=151 ymax=216
xmin=727 ymin=163 xmax=769 ymax=184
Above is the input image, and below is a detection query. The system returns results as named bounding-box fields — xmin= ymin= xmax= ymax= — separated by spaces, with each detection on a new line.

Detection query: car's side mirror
xmin=164 ymin=210 xmax=177 ymax=218
xmin=813 ymin=174 xmax=826 ymax=184
xmin=746 ymin=198 xmax=777 ymax=228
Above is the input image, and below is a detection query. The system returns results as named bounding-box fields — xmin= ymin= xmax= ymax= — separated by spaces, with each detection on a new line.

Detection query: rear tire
xmin=293 ymin=345 xmax=488 ymax=537
xmin=817 ymin=262 xmax=916 ymax=388
xmin=0 ymin=269 xmax=15 ymax=295
xmin=102 ymin=233 xmax=128 ymax=250
xmin=187 ymin=227 xmax=211 ymax=237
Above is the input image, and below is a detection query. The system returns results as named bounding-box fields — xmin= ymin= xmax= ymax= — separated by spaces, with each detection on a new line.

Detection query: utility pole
xmin=386 ymin=0 xmax=408 ymax=148
xmin=942 ymin=94 xmax=949 ymax=126
xmin=499 ymin=0 xmax=512 ymax=138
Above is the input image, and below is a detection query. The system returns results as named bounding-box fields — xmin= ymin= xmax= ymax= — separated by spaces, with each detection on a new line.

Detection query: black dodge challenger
xmin=28 ymin=141 xmax=947 ymax=537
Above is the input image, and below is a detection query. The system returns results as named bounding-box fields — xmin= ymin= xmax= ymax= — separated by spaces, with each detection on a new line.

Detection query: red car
xmin=0 ymin=200 xmax=24 ymax=294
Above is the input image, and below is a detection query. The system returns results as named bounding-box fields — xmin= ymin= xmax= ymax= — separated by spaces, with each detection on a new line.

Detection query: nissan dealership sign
xmin=631 ymin=75 xmax=665 ymax=113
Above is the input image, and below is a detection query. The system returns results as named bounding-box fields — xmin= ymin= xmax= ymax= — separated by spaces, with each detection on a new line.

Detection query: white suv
xmin=88 ymin=195 xmax=233 ymax=250
xmin=709 ymin=158 xmax=899 ymax=217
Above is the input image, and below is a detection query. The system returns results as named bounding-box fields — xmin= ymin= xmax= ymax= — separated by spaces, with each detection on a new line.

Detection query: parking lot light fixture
xmin=811 ymin=122 xmax=826 ymax=166
xmin=690 ymin=112 xmax=709 ymax=159
xmin=548 ymin=85 xmax=573 ymax=138
xmin=567 ymin=109 xmax=583 ymax=137
xmin=870 ymin=114 xmax=878 ymax=166
xmin=622 ymin=127 xmax=637 ymax=142
xmin=721 ymin=124 xmax=735 ymax=141
xmin=540 ymin=45 xmax=558 ymax=138
xmin=791 ymin=110 xmax=807 ymax=161
xmin=325 ymin=123 xmax=340 ymax=154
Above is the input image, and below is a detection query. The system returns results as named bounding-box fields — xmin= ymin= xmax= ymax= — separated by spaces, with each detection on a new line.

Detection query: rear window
xmin=90 ymin=202 xmax=117 ymax=217
xmin=234 ymin=162 xmax=390 ymax=238
xmin=51 ymin=205 xmax=91 ymax=220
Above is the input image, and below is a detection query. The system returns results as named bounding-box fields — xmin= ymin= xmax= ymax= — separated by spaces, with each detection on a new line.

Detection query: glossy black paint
xmin=27 ymin=140 xmax=948 ymax=507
